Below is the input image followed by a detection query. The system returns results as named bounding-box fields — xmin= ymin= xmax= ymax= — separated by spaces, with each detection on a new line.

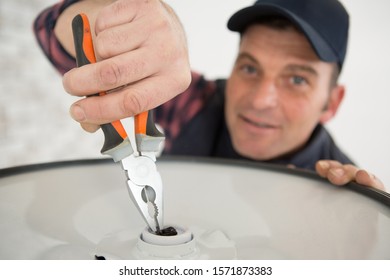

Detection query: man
xmin=34 ymin=0 xmax=384 ymax=190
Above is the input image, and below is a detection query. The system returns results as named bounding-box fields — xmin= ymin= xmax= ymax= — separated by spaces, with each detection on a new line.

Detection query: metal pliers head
xmin=122 ymin=153 xmax=163 ymax=233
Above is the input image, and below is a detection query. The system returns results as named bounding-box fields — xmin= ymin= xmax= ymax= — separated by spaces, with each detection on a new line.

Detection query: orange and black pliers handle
xmin=71 ymin=14 xmax=164 ymax=161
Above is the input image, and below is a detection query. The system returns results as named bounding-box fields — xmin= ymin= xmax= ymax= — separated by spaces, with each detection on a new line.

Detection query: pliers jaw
xmin=122 ymin=154 xmax=163 ymax=233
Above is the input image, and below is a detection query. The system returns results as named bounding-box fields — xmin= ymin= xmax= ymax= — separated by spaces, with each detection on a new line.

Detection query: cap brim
xmin=227 ymin=5 xmax=338 ymax=63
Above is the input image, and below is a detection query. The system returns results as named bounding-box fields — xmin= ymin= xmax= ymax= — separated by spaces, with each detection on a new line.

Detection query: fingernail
xmin=330 ymin=168 xmax=345 ymax=177
xmin=70 ymin=104 xmax=86 ymax=122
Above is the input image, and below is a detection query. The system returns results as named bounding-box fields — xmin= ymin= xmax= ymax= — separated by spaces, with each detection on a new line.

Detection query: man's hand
xmin=315 ymin=160 xmax=385 ymax=191
xmin=56 ymin=0 xmax=191 ymax=132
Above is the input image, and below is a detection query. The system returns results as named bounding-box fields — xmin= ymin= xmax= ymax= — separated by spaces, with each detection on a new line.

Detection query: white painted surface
xmin=0 ymin=159 xmax=389 ymax=259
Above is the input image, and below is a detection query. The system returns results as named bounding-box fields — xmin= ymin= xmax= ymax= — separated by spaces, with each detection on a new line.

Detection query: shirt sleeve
xmin=155 ymin=72 xmax=217 ymax=152
xmin=33 ymin=0 xmax=79 ymax=75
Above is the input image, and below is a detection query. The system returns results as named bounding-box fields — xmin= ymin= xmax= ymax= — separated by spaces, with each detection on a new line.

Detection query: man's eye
xmin=291 ymin=76 xmax=307 ymax=85
xmin=240 ymin=65 xmax=257 ymax=75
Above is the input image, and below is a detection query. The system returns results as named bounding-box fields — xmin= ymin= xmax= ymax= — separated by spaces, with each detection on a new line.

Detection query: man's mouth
xmin=240 ymin=115 xmax=278 ymax=129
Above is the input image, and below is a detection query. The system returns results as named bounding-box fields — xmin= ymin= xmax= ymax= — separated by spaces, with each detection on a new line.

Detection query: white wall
xmin=165 ymin=0 xmax=390 ymax=190
xmin=1 ymin=0 xmax=389 ymax=190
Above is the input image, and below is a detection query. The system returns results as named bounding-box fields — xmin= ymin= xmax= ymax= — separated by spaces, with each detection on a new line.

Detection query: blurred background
xmin=0 ymin=0 xmax=389 ymax=190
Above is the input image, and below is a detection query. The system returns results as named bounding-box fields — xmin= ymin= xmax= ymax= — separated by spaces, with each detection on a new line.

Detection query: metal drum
xmin=0 ymin=157 xmax=389 ymax=259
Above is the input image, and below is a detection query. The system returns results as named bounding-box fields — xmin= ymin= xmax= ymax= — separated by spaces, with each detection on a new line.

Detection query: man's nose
xmin=251 ymin=78 xmax=278 ymax=109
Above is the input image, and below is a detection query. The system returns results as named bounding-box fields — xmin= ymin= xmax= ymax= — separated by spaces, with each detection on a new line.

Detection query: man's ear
xmin=320 ymin=85 xmax=345 ymax=124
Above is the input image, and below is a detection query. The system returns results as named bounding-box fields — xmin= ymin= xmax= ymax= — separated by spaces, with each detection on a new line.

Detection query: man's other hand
xmin=316 ymin=160 xmax=385 ymax=191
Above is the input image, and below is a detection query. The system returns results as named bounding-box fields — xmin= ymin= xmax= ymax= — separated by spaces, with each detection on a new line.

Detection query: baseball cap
xmin=227 ymin=0 xmax=349 ymax=69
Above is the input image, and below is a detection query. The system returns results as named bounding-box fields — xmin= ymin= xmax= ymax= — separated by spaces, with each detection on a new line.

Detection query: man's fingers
xmin=316 ymin=160 xmax=358 ymax=185
xmin=355 ymin=170 xmax=385 ymax=191
xmin=69 ymin=74 xmax=189 ymax=125
xmin=316 ymin=160 xmax=385 ymax=190
xmin=64 ymin=32 xmax=189 ymax=97
xmin=94 ymin=20 xmax=144 ymax=59
xmin=315 ymin=160 xmax=342 ymax=177
xmin=69 ymin=89 xmax=141 ymax=124
xmin=63 ymin=48 xmax=158 ymax=96
xmin=326 ymin=165 xmax=358 ymax=185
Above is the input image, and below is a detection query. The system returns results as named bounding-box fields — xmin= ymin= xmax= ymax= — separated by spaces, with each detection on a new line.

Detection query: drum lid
xmin=0 ymin=156 xmax=389 ymax=259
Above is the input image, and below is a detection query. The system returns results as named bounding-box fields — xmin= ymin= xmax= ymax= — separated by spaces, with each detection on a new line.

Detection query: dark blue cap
xmin=227 ymin=0 xmax=349 ymax=69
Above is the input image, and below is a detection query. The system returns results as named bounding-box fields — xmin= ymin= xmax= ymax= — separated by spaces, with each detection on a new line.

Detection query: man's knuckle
xmin=97 ymin=61 xmax=121 ymax=88
xmin=122 ymin=91 xmax=147 ymax=116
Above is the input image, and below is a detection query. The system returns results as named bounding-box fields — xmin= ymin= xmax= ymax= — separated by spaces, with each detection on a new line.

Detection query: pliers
xmin=71 ymin=14 xmax=165 ymax=233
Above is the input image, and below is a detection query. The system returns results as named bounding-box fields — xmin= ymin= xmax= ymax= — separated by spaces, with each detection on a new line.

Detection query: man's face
xmin=225 ymin=24 xmax=341 ymax=160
